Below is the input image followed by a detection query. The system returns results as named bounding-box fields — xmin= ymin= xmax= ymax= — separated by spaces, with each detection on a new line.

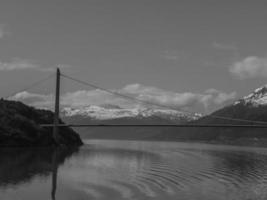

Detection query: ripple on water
xmin=56 ymin=143 xmax=267 ymax=199
xmin=2 ymin=141 xmax=267 ymax=200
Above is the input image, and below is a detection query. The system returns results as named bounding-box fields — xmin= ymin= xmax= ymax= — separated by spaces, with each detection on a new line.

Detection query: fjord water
xmin=1 ymin=140 xmax=267 ymax=200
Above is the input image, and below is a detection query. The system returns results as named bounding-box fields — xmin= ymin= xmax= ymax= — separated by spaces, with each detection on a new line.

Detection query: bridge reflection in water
xmin=0 ymin=147 xmax=79 ymax=200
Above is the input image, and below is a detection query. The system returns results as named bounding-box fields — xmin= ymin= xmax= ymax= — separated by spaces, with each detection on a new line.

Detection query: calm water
xmin=1 ymin=140 xmax=267 ymax=200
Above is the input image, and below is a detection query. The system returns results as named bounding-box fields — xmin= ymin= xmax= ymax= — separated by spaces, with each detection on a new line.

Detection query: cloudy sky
xmin=1 ymin=0 xmax=267 ymax=113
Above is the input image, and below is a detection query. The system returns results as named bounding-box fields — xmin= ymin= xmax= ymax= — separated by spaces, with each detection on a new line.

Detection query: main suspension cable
xmin=3 ymin=73 xmax=55 ymax=99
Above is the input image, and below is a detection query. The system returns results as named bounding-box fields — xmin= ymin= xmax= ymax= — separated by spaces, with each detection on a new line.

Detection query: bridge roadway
xmin=40 ymin=124 xmax=267 ymax=128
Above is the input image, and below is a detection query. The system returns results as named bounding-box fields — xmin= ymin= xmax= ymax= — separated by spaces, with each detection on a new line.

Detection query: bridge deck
xmin=40 ymin=124 xmax=267 ymax=128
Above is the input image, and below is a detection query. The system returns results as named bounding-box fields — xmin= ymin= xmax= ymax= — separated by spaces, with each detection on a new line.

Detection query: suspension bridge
xmin=3 ymin=68 xmax=267 ymax=144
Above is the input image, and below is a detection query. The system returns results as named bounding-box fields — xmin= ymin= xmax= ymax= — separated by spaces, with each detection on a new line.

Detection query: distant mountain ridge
xmin=151 ymin=84 xmax=267 ymax=145
xmin=61 ymin=105 xmax=201 ymax=124
xmin=197 ymin=84 xmax=267 ymax=124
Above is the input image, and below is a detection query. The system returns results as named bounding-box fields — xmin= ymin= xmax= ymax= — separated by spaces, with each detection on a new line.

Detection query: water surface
xmin=1 ymin=140 xmax=267 ymax=200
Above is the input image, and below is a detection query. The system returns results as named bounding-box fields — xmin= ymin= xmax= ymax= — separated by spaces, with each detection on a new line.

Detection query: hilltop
xmin=0 ymin=99 xmax=82 ymax=146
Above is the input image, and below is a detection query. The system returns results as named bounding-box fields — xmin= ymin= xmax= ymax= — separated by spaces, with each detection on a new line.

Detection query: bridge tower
xmin=53 ymin=68 xmax=61 ymax=144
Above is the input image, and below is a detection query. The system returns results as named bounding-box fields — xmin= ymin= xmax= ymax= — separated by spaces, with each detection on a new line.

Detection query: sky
xmin=0 ymin=0 xmax=267 ymax=113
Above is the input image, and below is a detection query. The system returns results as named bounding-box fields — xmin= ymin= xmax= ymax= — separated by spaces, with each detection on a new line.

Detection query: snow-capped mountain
xmin=152 ymin=84 xmax=267 ymax=144
xmin=234 ymin=85 xmax=267 ymax=106
xmin=61 ymin=105 xmax=201 ymax=123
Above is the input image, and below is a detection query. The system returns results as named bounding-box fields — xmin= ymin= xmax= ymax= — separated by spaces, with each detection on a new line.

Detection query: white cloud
xmin=120 ymin=84 xmax=199 ymax=108
xmin=0 ymin=58 xmax=70 ymax=72
xmin=212 ymin=42 xmax=237 ymax=52
xmin=120 ymin=84 xmax=236 ymax=112
xmin=0 ymin=58 xmax=39 ymax=71
xmin=10 ymin=84 xmax=237 ymax=113
xmin=229 ymin=56 xmax=267 ymax=79
xmin=160 ymin=50 xmax=184 ymax=61
xmin=202 ymin=88 xmax=237 ymax=106
xmin=12 ymin=91 xmax=53 ymax=108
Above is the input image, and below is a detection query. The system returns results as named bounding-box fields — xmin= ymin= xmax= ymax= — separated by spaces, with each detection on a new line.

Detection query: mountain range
xmin=60 ymin=103 xmax=201 ymax=140
xmin=61 ymin=84 xmax=267 ymax=145
xmin=152 ymin=85 xmax=267 ymax=145
xmin=61 ymin=85 xmax=267 ymax=126
xmin=61 ymin=104 xmax=201 ymax=125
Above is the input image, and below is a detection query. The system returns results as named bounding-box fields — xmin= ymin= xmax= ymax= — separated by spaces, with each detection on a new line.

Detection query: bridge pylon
xmin=53 ymin=68 xmax=61 ymax=144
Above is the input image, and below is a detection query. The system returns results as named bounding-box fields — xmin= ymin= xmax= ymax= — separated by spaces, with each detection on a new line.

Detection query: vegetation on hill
xmin=196 ymin=103 xmax=267 ymax=125
xmin=0 ymin=99 xmax=82 ymax=146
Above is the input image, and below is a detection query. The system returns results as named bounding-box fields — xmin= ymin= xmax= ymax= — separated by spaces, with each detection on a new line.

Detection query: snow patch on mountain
xmin=61 ymin=105 xmax=201 ymax=121
xmin=234 ymin=85 xmax=267 ymax=106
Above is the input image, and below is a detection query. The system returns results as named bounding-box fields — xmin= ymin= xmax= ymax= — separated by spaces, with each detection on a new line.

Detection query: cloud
xmin=212 ymin=42 xmax=239 ymax=60
xmin=0 ymin=58 xmax=70 ymax=72
xmin=0 ymin=58 xmax=39 ymax=71
xmin=202 ymin=88 xmax=237 ymax=107
xmin=212 ymin=42 xmax=237 ymax=52
xmin=0 ymin=24 xmax=7 ymax=39
xmin=11 ymin=91 xmax=53 ymax=107
xmin=120 ymin=84 xmax=236 ymax=112
xmin=10 ymin=84 xmax=237 ymax=113
xmin=229 ymin=56 xmax=267 ymax=79
xmin=160 ymin=50 xmax=184 ymax=61
xmin=120 ymin=84 xmax=199 ymax=108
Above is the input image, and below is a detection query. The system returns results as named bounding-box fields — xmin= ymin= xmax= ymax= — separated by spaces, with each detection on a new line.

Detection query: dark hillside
xmin=151 ymin=103 xmax=267 ymax=146
xmin=0 ymin=99 xmax=82 ymax=146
